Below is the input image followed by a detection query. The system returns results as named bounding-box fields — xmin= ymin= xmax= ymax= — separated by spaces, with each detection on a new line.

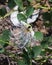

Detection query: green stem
xmin=0 ymin=10 xmax=18 ymax=20
xmin=30 ymin=60 xmax=32 ymax=65
xmin=39 ymin=6 xmax=52 ymax=10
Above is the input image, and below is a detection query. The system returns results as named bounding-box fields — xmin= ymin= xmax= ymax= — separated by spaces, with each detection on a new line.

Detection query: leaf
xmin=43 ymin=11 xmax=52 ymax=27
xmin=42 ymin=12 xmax=52 ymax=21
xmin=41 ymin=36 xmax=52 ymax=49
xmin=0 ymin=30 xmax=10 ymax=47
xmin=2 ymin=30 xmax=10 ymax=42
xmin=34 ymin=31 xmax=43 ymax=41
xmin=8 ymin=0 xmax=16 ymax=9
xmin=41 ymin=41 xmax=49 ymax=48
xmin=14 ymin=0 xmax=23 ymax=10
xmin=26 ymin=6 xmax=34 ymax=18
xmin=0 ymin=8 xmax=7 ymax=16
xmin=28 ymin=0 xmax=32 ymax=3
xmin=40 ymin=50 xmax=46 ymax=56
xmin=49 ymin=0 xmax=52 ymax=2
xmin=48 ymin=36 xmax=52 ymax=43
xmin=36 ymin=0 xmax=41 ymax=2
xmin=0 ymin=48 xmax=5 ymax=53
xmin=32 ymin=46 xmax=42 ymax=58
xmin=47 ymin=36 xmax=52 ymax=46
xmin=27 ymin=47 xmax=34 ymax=59
xmin=17 ymin=13 xmax=27 ymax=21
xmin=18 ymin=59 xmax=27 ymax=65
xmin=22 ymin=49 xmax=30 ymax=65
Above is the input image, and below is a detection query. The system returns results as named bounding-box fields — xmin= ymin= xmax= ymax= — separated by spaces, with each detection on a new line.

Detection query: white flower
xmin=27 ymin=9 xmax=40 ymax=23
xmin=10 ymin=6 xmax=40 ymax=26
xmin=10 ymin=11 xmax=20 ymax=26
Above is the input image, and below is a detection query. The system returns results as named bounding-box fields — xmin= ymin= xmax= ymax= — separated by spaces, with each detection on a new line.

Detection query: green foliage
xmin=17 ymin=13 xmax=27 ymax=21
xmin=28 ymin=0 xmax=32 ymax=3
xmin=8 ymin=0 xmax=16 ymax=9
xmin=49 ymin=0 xmax=52 ymax=2
xmin=18 ymin=59 xmax=27 ymax=65
xmin=27 ymin=47 xmax=34 ymax=59
xmin=26 ymin=6 xmax=34 ymax=18
xmin=36 ymin=0 xmax=41 ymax=2
xmin=43 ymin=11 xmax=52 ymax=27
xmin=32 ymin=46 xmax=42 ymax=58
xmin=0 ymin=30 xmax=10 ymax=47
xmin=41 ymin=41 xmax=49 ymax=49
xmin=0 ymin=47 xmax=5 ymax=53
xmin=14 ymin=0 xmax=23 ymax=10
xmin=0 ymin=8 xmax=7 ymax=16
xmin=0 ymin=0 xmax=52 ymax=65
xmin=34 ymin=31 xmax=43 ymax=41
xmin=2 ymin=30 xmax=10 ymax=42
xmin=42 ymin=12 xmax=52 ymax=22
xmin=17 ymin=6 xmax=34 ymax=23
xmin=41 ymin=36 xmax=52 ymax=49
xmin=0 ymin=30 xmax=10 ymax=53
xmin=22 ymin=49 xmax=30 ymax=65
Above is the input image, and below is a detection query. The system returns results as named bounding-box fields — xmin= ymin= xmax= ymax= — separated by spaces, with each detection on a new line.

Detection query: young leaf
xmin=14 ymin=0 xmax=23 ymax=10
xmin=32 ymin=46 xmax=42 ymax=58
xmin=34 ymin=31 xmax=43 ymax=41
xmin=17 ymin=13 xmax=27 ymax=21
xmin=2 ymin=30 xmax=10 ymax=42
xmin=26 ymin=6 xmax=34 ymax=18
xmin=0 ymin=30 xmax=10 ymax=46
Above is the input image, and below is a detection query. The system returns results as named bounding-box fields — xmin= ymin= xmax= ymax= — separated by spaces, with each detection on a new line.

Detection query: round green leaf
xmin=32 ymin=46 xmax=42 ymax=58
xmin=34 ymin=31 xmax=43 ymax=41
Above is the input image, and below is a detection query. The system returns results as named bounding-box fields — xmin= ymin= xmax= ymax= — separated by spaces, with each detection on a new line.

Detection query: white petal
xmin=33 ymin=9 xmax=40 ymax=15
xmin=32 ymin=14 xmax=38 ymax=20
xmin=27 ymin=9 xmax=40 ymax=24
xmin=31 ymin=30 xmax=34 ymax=37
xmin=27 ymin=14 xmax=39 ymax=23
xmin=13 ymin=6 xmax=18 ymax=10
xmin=10 ymin=11 xmax=20 ymax=26
xmin=27 ymin=18 xmax=33 ymax=23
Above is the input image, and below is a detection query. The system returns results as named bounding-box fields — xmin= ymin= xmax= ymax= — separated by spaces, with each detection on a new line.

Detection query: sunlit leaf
xmin=0 ymin=30 xmax=10 ymax=47
xmin=34 ymin=31 xmax=43 ymax=41
xmin=14 ymin=0 xmax=23 ymax=10
xmin=32 ymin=46 xmax=42 ymax=58
xmin=17 ymin=13 xmax=27 ymax=21
xmin=2 ymin=30 xmax=10 ymax=42
xmin=26 ymin=6 xmax=34 ymax=18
